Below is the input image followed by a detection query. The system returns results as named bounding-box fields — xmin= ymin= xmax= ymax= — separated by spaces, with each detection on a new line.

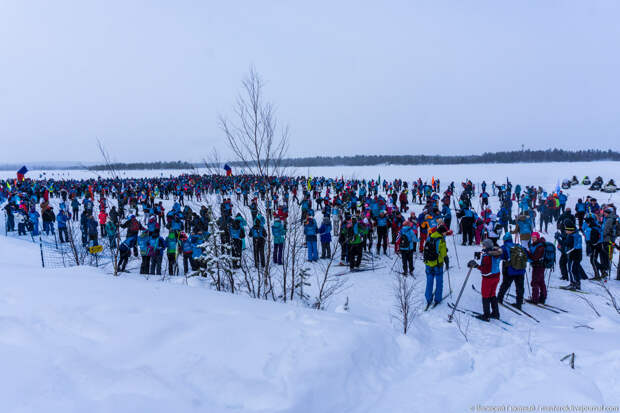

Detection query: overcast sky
xmin=1 ymin=0 xmax=619 ymax=164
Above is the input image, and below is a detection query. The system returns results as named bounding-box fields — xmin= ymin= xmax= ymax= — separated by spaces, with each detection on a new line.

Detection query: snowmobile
xmin=602 ymin=179 xmax=617 ymax=193
xmin=561 ymin=179 xmax=571 ymax=190
xmin=589 ymin=176 xmax=603 ymax=191
xmin=570 ymin=176 xmax=579 ymax=185
xmin=582 ymin=176 xmax=591 ymax=185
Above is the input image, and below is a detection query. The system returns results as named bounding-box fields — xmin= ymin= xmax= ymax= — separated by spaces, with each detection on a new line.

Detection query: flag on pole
xmin=16 ymin=165 xmax=28 ymax=182
xmin=223 ymin=164 xmax=232 ymax=176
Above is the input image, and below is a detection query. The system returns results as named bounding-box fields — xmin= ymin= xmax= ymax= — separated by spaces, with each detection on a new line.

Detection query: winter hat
xmin=482 ymin=239 xmax=493 ymax=249
xmin=503 ymin=233 xmax=512 ymax=241
xmin=531 ymin=232 xmax=540 ymax=240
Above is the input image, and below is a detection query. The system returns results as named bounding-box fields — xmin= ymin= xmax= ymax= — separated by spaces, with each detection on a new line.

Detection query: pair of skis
xmin=423 ymin=290 xmax=453 ymax=311
xmin=332 ymin=265 xmax=386 ymax=277
xmin=447 ymin=303 xmax=512 ymax=330
xmin=470 ymin=284 xmax=540 ymax=323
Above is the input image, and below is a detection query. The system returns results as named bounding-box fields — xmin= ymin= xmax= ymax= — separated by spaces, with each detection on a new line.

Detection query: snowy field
xmin=1 ymin=162 xmax=620 ymax=412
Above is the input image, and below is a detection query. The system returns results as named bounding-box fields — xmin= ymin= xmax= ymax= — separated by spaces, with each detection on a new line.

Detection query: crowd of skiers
xmin=1 ymin=173 xmax=619 ymax=320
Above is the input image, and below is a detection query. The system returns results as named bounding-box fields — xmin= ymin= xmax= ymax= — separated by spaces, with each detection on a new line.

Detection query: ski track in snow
xmin=1 ymin=163 xmax=619 ymax=412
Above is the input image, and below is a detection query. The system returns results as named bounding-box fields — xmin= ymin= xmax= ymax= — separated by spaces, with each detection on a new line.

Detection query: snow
xmin=0 ymin=236 xmax=404 ymax=412
xmin=1 ymin=163 xmax=620 ymax=412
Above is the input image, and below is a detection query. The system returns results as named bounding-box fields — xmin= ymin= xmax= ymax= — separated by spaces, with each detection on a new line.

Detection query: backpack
xmin=423 ymin=236 xmax=439 ymax=262
xmin=543 ymin=241 xmax=556 ymax=269
xmin=129 ymin=220 xmax=140 ymax=233
xmin=400 ymin=230 xmax=410 ymax=250
xmin=509 ymin=245 xmax=527 ymax=270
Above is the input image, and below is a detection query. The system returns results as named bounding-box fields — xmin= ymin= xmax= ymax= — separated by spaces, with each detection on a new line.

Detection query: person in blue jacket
xmin=558 ymin=192 xmax=568 ymax=214
xmin=29 ymin=206 xmax=40 ymax=236
xmin=137 ymin=230 xmax=150 ymax=274
xmin=575 ymin=198 xmax=586 ymax=229
xmin=272 ymin=218 xmax=286 ymax=265
xmin=249 ymin=218 xmax=267 ymax=268
xmin=56 ymin=209 xmax=70 ymax=243
xmin=148 ymin=232 xmax=166 ymax=275
xmin=564 ymin=223 xmax=586 ymax=290
xmin=319 ymin=216 xmax=332 ymax=259
xmin=304 ymin=215 xmax=319 ymax=262
xmin=496 ymin=233 xmax=526 ymax=309
xmin=180 ymin=231 xmax=197 ymax=274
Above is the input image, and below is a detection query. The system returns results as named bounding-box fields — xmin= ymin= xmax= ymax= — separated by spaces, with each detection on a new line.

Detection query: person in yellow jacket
xmin=423 ymin=225 xmax=451 ymax=309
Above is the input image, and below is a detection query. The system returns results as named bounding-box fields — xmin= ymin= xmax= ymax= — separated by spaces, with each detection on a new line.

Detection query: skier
xmin=525 ymin=232 xmax=547 ymax=304
xmin=563 ymin=224 xmax=585 ymax=290
xmin=497 ymin=233 xmax=526 ymax=309
xmin=347 ymin=217 xmax=363 ymax=270
xmin=397 ymin=221 xmax=416 ymax=276
xmin=423 ymin=225 xmax=449 ymax=308
xmin=601 ymin=207 xmax=618 ymax=279
xmin=166 ymin=231 xmax=179 ymax=275
xmin=249 ymin=218 xmax=266 ymax=268
xmin=468 ymin=239 xmax=503 ymax=321
xmin=375 ymin=210 xmax=389 ymax=255
xmin=272 ymin=217 xmax=285 ymax=265
xmin=319 ymin=216 xmax=332 ymax=259
xmin=148 ymin=231 xmax=165 ymax=275
xmin=57 ymin=209 xmax=70 ymax=243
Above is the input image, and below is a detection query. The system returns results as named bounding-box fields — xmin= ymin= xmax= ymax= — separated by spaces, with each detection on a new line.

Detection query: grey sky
xmin=1 ymin=0 xmax=619 ymax=164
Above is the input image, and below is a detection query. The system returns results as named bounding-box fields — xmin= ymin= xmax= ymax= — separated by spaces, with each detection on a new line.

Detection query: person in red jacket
xmin=525 ymin=232 xmax=547 ymax=304
xmin=468 ymin=239 xmax=503 ymax=321
xmin=98 ymin=210 xmax=108 ymax=237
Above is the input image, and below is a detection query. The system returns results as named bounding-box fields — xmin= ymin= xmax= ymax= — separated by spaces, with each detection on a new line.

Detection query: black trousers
xmin=183 ymin=253 xmax=195 ymax=274
xmin=348 ymin=243 xmax=362 ymax=269
xmin=401 ymin=250 xmax=414 ymax=274
xmin=231 ymin=239 xmax=242 ymax=268
xmin=462 ymin=222 xmax=474 ymax=245
xmin=321 ymin=242 xmax=331 ymax=258
xmin=167 ymin=252 xmax=177 ymax=275
xmin=273 ymin=243 xmax=283 ymax=264
xmin=376 ymin=227 xmax=388 ymax=253
xmin=253 ymin=239 xmax=265 ymax=268
xmin=559 ymin=253 xmax=568 ymax=279
xmin=140 ymin=256 xmax=150 ymax=274
xmin=58 ymin=227 xmax=68 ymax=242
xmin=497 ymin=272 xmax=524 ymax=306
xmin=118 ymin=251 xmax=130 ymax=271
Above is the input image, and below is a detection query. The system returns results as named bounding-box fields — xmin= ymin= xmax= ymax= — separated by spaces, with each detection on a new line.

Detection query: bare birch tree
xmin=219 ymin=67 xmax=290 ymax=301
xmin=96 ymin=139 xmax=123 ymax=276
xmin=392 ymin=273 xmax=421 ymax=334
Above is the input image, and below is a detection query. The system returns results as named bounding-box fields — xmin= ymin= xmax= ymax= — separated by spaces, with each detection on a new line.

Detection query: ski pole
xmin=450 ymin=231 xmax=461 ymax=269
xmin=525 ymin=267 xmax=532 ymax=299
xmin=446 ymin=263 xmax=453 ymax=294
xmin=448 ymin=266 xmax=474 ymax=323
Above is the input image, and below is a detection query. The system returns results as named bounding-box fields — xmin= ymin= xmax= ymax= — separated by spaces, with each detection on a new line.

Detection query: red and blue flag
xmin=17 ymin=166 xmax=28 ymax=182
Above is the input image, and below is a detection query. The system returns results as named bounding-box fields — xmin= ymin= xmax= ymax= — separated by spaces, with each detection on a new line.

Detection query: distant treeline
xmin=270 ymin=149 xmax=620 ymax=167
xmin=88 ymin=161 xmax=196 ymax=171
xmin=47 ymin=148 xmax=620 ymax=171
